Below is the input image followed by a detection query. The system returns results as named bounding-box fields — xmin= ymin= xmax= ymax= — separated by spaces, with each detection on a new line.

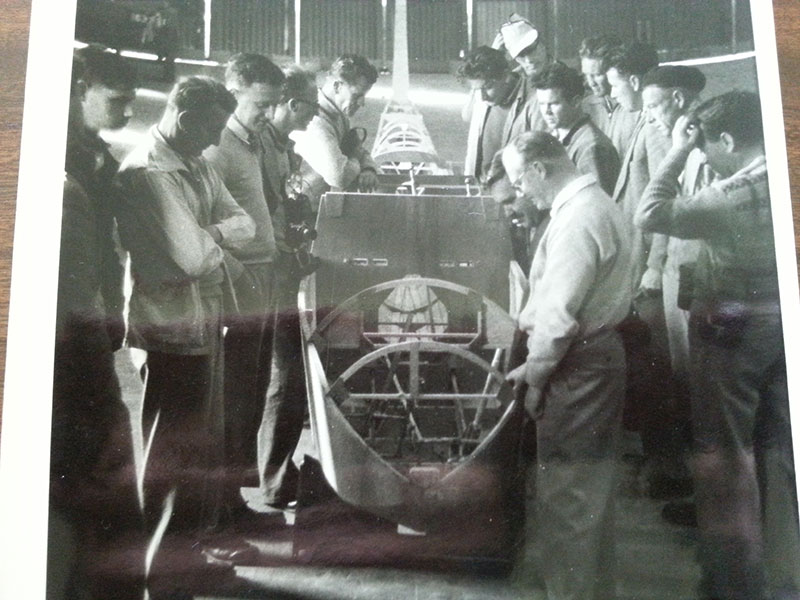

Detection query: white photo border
xmin=0 ymin=1 xmax=798 ymax=598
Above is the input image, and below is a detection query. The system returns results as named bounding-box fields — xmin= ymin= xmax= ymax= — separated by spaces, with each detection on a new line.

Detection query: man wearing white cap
xmin=498 ymin=14 xmax=549 ymax=144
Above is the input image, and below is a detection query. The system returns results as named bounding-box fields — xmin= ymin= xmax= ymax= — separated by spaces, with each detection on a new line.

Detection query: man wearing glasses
xmin=503 ymin=131 xmax=632 ymax=599
xmin=255 ymin=67 xmax=320 ymax=511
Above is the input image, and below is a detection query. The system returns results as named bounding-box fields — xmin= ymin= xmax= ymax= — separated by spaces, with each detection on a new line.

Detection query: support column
xmin=294 ymin=0 xmax=301 ymax=64
xmin=466 ymin=0 xmax=474 ymax=53
xmin=203 ymin=0 xmax=212 ymax=59
xmin=392 ymin=0 xmax=410 ymax=104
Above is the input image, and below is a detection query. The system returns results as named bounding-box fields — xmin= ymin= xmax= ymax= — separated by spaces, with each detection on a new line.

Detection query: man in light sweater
xmin=503 ymin=131 xmax=632 ymax=600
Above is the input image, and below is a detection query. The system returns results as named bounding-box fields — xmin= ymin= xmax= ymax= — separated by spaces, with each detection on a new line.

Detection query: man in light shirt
xmin=291 ymin=54 xmax=379 ymax=208
xmin=503 ymin=131 xmax=632 ymax=600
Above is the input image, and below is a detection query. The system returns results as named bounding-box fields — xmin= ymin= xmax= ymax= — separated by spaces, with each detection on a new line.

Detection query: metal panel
xmin=301 ymin=0 xmax=380 ymax=60
xmin=210 ymin=0 xmax=286 ymax=56
xmin=407 ymin=0 xmax=466 ymax=65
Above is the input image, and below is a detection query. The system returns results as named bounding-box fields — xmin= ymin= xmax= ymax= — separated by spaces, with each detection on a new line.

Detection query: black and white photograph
xmin=2 ymin=1 xmax=800 ymax=599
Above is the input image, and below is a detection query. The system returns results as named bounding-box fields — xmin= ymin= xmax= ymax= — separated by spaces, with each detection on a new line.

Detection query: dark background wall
xmin=75 ymin=0 xmax=754 ymax=72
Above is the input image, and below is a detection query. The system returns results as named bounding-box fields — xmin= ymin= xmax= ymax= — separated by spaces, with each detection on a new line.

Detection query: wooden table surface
xmin=0 ymin=1 xmax=799 ymax=430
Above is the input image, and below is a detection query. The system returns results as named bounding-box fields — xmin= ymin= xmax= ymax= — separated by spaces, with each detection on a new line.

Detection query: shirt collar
xmin=318 ymin=89 xmax=345 ymax=122
xmin=148 ymin=125 xmax=196 ymax=174
xmin=226 ymin=114 xmax=255 ymax=146
xmin=264 ymin=121 xmax=289 ymax=150
xmin=550 ymin=173 xmax=597 ymax=216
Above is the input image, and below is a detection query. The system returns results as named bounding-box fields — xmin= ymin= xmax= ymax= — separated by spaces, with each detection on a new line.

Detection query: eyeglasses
xmin=510 ymin=166 xmax=530 ymax=190
xmin=293 ymin=98 xmax=320 ymax=112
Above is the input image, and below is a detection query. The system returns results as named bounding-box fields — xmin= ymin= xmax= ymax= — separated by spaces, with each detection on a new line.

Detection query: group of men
xmin=52 ymin=11 xmax=798 ymax=600
xmin=53 ymin=46 xmax=379 ymax=598
xmin=459 ymin=13 xmax=797 ymax=600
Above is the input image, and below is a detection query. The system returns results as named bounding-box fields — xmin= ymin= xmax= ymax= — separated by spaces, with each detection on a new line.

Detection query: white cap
xmin=500 ymin=16 xmax=539 ymax=59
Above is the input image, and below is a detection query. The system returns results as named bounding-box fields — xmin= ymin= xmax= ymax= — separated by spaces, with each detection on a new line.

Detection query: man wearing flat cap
xmin=639 ymin=65 xmax=712 ymax=508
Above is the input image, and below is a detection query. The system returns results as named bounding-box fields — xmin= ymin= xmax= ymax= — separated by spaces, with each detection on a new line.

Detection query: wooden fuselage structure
xmin=296 ymin=186 xmax=526 ymax=567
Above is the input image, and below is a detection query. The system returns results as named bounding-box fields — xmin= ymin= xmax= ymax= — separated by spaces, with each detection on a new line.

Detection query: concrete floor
xmin=106 ymin=59 xmax=761 ymax=599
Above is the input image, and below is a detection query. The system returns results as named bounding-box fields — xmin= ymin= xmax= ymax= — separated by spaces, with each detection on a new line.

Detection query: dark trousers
xmin=49 ymin=333 xmax=142 ymax=599
xmin=257 ymin=253 xmax=306 ymax=505
xmin=223 ymin=262 xmax=274 ymax=490
xmin=141 ymin=348 xmax=224 ymax=533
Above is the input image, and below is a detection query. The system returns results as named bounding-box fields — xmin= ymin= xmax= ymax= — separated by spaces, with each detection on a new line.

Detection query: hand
xmin=505 ymin=363 xmax=528 ymax=389
xmin=671 ymin=114 xmax=702 ymax=153
xmin=357 ymin=169 xmax=378 ymax=192
xmin=523 ymin=387 xmax=544 ymax=419
xmin=638 ymin=266 xmax=663 ymax=295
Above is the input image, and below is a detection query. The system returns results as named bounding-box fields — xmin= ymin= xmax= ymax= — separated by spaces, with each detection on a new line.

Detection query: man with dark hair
xmin=638 ymin=66 xmax=710 ymax=506
xmin=459 ymin=45 xmax=516 ymax=178
xmin=533 ymin=61 xmax=620 ymax=194
xmin=49 ymin=46 xmax=140 ymax=599
xmin=606 ymin=41 xmax=670 ymax=294
xmin=115 ymin=76 xmax=255 ymax=587
xmin=578 ymin=34 xmax=638 ymax=156
xmin=498 ymin=14 xmax=549 ymax=144
xmin=203 ymin=54 xmax=285 ymax=516
xmin=255 ymin=66 xmax=319 ymax=509
xmin=637 ymin=90 xmax=800 ymax=600
xmin=292 ymin=54 xmax=379 ymax=206
xmin=503 ymin=131 xmax=632 ymax=600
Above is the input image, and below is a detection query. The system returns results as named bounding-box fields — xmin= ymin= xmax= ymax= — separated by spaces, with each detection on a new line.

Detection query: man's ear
xmin=531 ymin=160 xmax=547 ymax=179
xmin=75 ymin=79 xmax=89 ymax=102
xmin=630 ymin=74 xmax=642 ymax=93
xmin=672 ymin=88 xmax=688 ymax=110
xmin=719 ymin=131 xmax=736 ymax=153
xmin=332 ymin=79 xmax=342 ymax=94
xmin=176 ymin=110 xmax=194 ymax=132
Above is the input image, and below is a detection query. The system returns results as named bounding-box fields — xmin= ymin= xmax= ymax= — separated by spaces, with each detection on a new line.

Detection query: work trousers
xmin=140 ymin=296 xmax=225 ymax=534
xmin=689 ymin=308 xmax=800 ymax=599
xmin=257 ymin=252 xmax=307 ymax=505
xmin=223 ymin=262 xmax=274 ymax=488
xmin=515 ymin=330 xmax=625 ymax=600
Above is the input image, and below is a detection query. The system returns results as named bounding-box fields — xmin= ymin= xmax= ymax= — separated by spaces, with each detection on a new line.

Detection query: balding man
xmin=503 ymin=132 xmax=632 ymax=600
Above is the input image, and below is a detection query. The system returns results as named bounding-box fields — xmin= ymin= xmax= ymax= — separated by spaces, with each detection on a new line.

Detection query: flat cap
xmin=642 ymin=65 xmax=706 ymax=93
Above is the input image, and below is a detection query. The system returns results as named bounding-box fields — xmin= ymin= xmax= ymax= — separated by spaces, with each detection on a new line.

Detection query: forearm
xmin=635 ymin=146 xmax=691 ymax=233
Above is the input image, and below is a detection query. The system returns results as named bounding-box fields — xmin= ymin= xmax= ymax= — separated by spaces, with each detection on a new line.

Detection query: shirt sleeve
xmin=292 ymin=115 xmax=362 ymax=188
xmin=519 ymin=216 xmax=604 ymax=389
xmin=635 ymin=146 xmax=727 ymax=240
xmin=116 ymin=168 xmax=224 ymax=280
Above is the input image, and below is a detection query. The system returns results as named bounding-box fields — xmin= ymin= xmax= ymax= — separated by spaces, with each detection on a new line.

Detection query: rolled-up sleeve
xmin=293 ymin=117 xmax=361 ymax=189
xmin=636 ymin=147 xmax=725 ymax=240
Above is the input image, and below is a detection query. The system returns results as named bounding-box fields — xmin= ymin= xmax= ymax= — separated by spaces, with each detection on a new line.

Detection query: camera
xmin=283 ymin=191 xmax=320 ymax=277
